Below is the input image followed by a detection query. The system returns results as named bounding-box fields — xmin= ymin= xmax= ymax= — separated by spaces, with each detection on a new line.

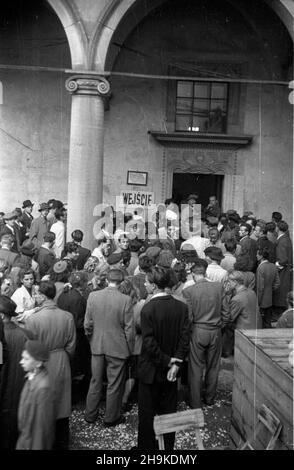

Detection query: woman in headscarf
xmin=16 ymin=340 xmax=55 ymax=450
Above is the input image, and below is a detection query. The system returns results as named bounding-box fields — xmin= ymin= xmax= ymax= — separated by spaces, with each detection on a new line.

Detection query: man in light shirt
xmin=50 ymin=209 xmax=67 ymax=259
xmin=204 ymin=246 xmax=228 ymax=286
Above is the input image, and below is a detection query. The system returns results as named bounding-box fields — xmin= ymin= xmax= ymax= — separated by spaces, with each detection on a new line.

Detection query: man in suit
xmin=256 ymin=246 xmax=280 ymax=328
xmin=14 ymin=208 xmax=27 ymax=246
xmin=238 ymin=222 xmax=257 ymax=271
xmin=20 ymin=200 xmax=34 ymax=237
xmin=183 ymin=259 xmax=230 ymax=408
xmin=228 ymin=270 xmax=262 ymax=330
xmin=0 ymin=234 xmax=20 ymax=269
xmin=29 ymin=203 xmax=50 ymax=250
xmin=36 ymin=232 xmax=56 ymax=278
xmin=137 ymin=267 xmax=190 ymax=450
xmin=84 ymin=269 xmax=134 ymax=426
xmin=273 ymin=221 xmax=293 ymax=320
xmin=71 ymin=230 xmax=91 ymax=270
xmin=0 ymin=212 xmax=21 ymax=253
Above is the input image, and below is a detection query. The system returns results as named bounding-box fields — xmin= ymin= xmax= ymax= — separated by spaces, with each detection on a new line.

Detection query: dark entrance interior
xmin=172 ymin=173 xmax=224 ymax=209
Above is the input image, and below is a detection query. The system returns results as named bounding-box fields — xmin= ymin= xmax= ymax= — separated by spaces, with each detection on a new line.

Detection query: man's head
xmin=204 ymin=246 xmax=224 ymax=265
xmin=145 ymin=266 xmax=171 ymax=293
xmin=63 ymin=241 xmax=79 ymax=260
xmin=191 ymin=259 xmax=208 ymax=279
xmin=239 ymin=223 xmax=252 ymax=238
xmin=287 ymin=291 xmax=293 ymax=309
xmin=224 ymin=239 xmax=237 ymax=254
xmin=227 ymin=270 xmax=245 ymax=292
xmin=118 ymin=234 xmax=129 ymax=251
xmin=38 ymin=280 xmax=56 ymax=301
xmin=272 ymin=212 xmax=282 ymax=224
xmin=55 ymin=208 xmax=67 ymax=223
xmin=277 ymin=221 xmax=288 ymax=234
xmin=209 ymin=195 xmax=217 ymax=206
xmin=22 ymin=200 xmax=34 ymax=214
xmin=71 ymin=229 xmax=83 ymax=244
xmin=0 ymin=212 xmax=5 ymax=222
xmin=257 ymin=246 xmax=270 ymax=262
xmin=253 ymin=222 xmax=266 ymax=239
xmin=265 ymin=221 xmax=276 ymax=235
xmin=43 ymin=231 xmax=56 ymax=249
xmin=107 ymin=268 xmax=124 ymax=286
xmin=208 ymin=227 xmax=220 ymax=245
xmin=38 ymin=203 xmax=50 ymax=218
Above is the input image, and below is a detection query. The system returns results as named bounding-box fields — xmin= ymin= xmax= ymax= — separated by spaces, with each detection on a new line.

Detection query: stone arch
xmin=46 ymin=0 xmax=88 ymax=69
xmin=91 ymin=0 xmax=294 ymax=71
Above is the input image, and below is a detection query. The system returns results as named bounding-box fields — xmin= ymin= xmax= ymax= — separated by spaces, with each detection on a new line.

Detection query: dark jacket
xmin=36 ymin=246 xmax=56 ymax=278
xmin=58 ymin=288 xmax=87 ymax=331
xmin=239 ymin=235 xmax=257 ymax=271
xmin=230 ymin=287 xmax=262 ymax=329
xmin=20 ymin=211 xmax=34 ymax=231
xmin=138 ymin=295 xmax=190 ymax=384
xmin=0 ymin=322 xmax=34 ymax=450
xmin=256 ymin=260 xmax=280 ymax=308
xmin=29 ymin=216 xmax=50 ymax=249
xmin=16 ymin=369 xmax=54 ymax=450
xmin=183 ymin=278 xmax=230 ymax=328
xmin=273 ymin=234 xmax=293 ymax=307
xmin=75 ymin=245 xmax=91 ymax=270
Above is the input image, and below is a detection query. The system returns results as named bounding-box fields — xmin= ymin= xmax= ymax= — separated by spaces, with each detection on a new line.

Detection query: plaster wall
xmin=103 ymin=0 xmax=293 ymax=227
xmin=0 ymin=0 xmax=71 ymax=216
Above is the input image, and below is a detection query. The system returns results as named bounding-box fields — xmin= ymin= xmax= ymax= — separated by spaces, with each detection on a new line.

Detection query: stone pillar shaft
xmin=65 ymin=75 xmax=110 ymax=249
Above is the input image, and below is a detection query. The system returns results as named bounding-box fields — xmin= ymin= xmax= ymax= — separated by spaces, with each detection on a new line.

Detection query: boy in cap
xmin=16 ymin=340 xmax=55 ymax=450
xmin=0 ymin=211 xmax=20 ymax=253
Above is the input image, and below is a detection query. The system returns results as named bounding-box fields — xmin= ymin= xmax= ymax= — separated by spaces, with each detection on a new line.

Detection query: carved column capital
xmin=65 ymin=75 xmax=111 ymax=98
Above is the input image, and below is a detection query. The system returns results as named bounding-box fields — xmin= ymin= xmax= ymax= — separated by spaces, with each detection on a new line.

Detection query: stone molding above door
xmin=162 ymin=145 xmax=244 ymax=215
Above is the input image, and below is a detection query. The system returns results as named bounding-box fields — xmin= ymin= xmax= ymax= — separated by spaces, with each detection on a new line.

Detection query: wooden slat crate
xmin=230 ymin=329 xmax=293 ymax=450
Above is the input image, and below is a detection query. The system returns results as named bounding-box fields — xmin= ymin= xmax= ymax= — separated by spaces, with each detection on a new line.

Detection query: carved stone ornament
xmin=65 ymin=75 xmax=111 ymax=97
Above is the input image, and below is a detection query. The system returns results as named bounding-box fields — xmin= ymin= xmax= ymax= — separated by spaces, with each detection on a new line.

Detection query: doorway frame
xmin=161 ymin=145 xmax=244 ymax=215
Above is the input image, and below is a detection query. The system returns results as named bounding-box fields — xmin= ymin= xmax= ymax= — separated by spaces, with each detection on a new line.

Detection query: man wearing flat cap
xmin=20 ymin=200 xmax=34 ymax=236
xmin=0 ymin=211 xmax=20 ymax=253
xmin=204 ymin=246 xmax=228 ymax=286
xmin=29 ymin=203 xmax=50 ymax=250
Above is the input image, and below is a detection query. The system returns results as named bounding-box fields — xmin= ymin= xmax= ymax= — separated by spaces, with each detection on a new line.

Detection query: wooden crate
xmin=230 ymin=329 xmax=293 ymax=450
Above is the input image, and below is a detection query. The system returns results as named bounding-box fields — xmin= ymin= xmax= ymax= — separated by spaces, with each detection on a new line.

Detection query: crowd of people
xmin=0 ymin=195 xmax=292 ymax=450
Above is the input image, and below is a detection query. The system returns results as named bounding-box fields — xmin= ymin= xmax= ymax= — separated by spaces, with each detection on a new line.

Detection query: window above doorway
xmin=175 ymin=80 xmax=228 ymax=133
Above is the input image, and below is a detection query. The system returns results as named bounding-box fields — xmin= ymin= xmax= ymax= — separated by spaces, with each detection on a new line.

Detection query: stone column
xmin=65 ymin=75 xmax=110 ymax=250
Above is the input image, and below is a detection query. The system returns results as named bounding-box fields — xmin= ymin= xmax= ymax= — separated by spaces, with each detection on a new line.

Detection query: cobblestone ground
xmin=70 ymin=358 xmax=234 ymax=451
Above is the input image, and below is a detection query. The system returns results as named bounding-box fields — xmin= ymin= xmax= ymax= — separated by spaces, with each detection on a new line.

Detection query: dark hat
xmin=53 ymin=260 xmax=68 ymax=274
xmin=25 ymin=340 xmax=49 ymax=362
xmin=21 ymin=240 xmax=37 ymax=257
xmin=107 ymin=252 xmax=123 ymax=265
xmin=3 ymin=211 xmax=18 ymax=221
xmin=22 ymin=200 xmax=34 ymax=209
xmin=0 ymin=295 xmax=17 ymax=317
xmin=204 ymin=246 xmax=224 ymax=261
xmin=38 ymin=203 xmax=50 ymax=212
xmin=187 ymin=194 xmax=199 ymax=202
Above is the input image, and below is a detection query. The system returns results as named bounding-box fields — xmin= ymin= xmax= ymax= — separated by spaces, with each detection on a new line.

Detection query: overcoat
xmin=25 ymin=300 xmax=76 ymax=419
xmin=16 ymin=369 xmax=54 ymax=450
